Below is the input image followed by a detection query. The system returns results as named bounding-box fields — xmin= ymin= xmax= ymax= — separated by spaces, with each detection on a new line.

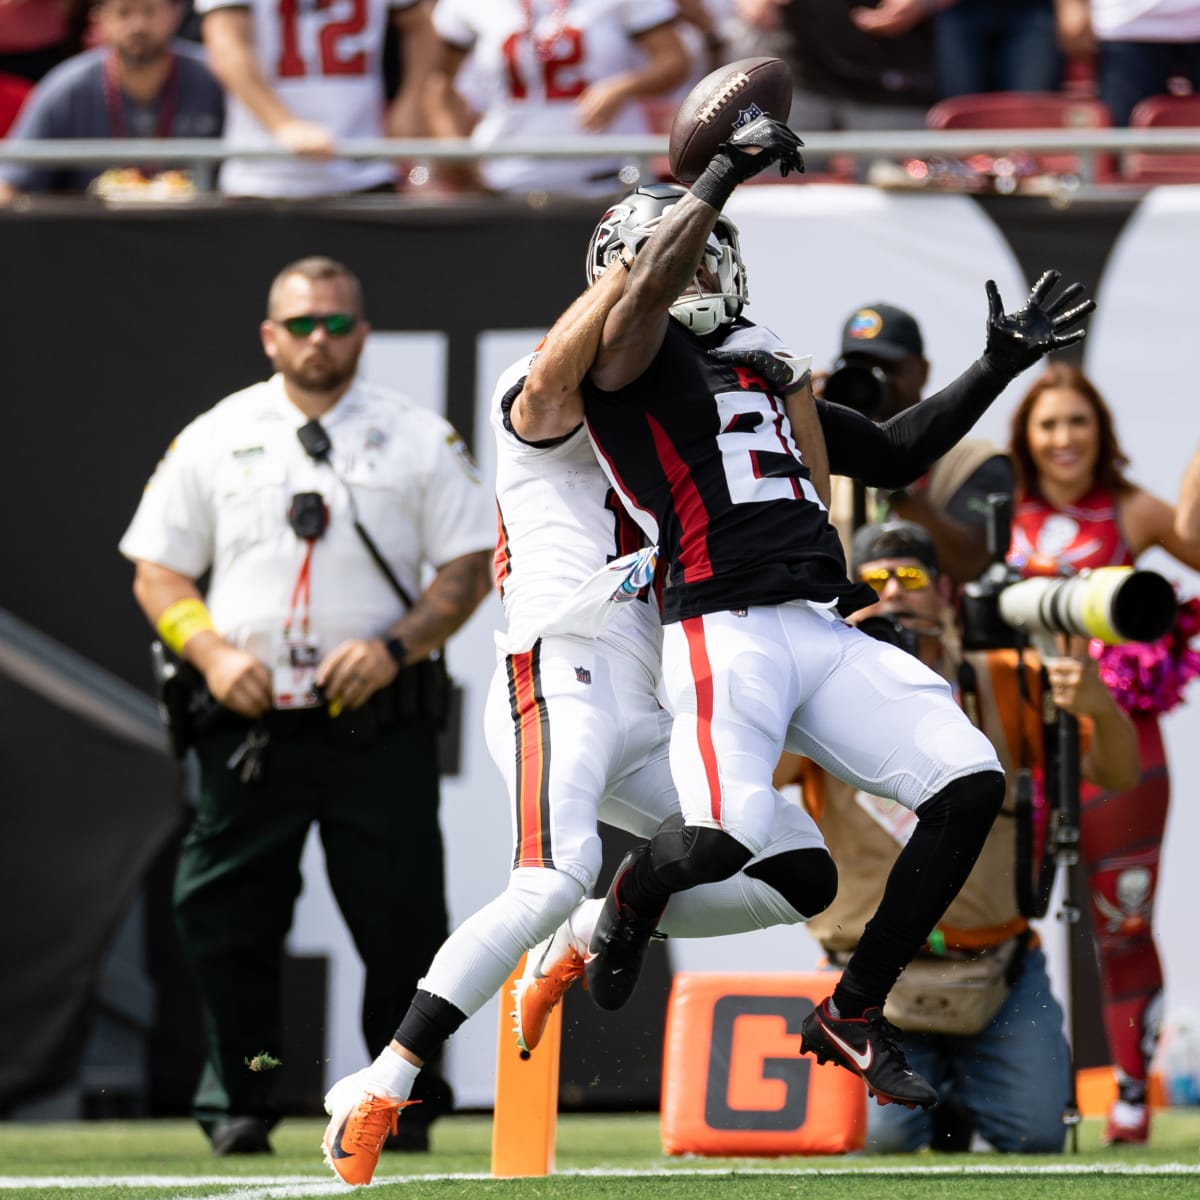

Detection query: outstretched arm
xmin=822 ymin=270 xmax=1095 ymax=486
xmin=1175 ymin=445 xmax=1200 ymax=544
xmin=590 ymin=116 xmax=806 ymax=392
xmin=511 ymin=252 xmax=634 ymax=441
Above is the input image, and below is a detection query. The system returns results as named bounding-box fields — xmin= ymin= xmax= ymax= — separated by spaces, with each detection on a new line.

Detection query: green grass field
xmin=1 ymin=1111 xmax=1199 ymax=1200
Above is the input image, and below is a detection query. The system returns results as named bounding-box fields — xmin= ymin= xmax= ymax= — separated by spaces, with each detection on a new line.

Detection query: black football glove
xmin=691 ymin=115 xmax=805 ymax=211
xmin=708 ymin=347 xmax=812 ymax=395
xmin=982 ymin=270 xmax=1096 ymax=379
xmin=718 ymin=115 xmax=807 ymax=182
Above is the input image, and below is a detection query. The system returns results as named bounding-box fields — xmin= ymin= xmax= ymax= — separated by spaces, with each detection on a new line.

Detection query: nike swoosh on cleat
xmin=328 ymin=1116 xmax=354 ymax=1160
xmin=583 ymin=950 xmax=599 ymax=964
xmin=816 ymin=1016 xmax=874 ymax=1072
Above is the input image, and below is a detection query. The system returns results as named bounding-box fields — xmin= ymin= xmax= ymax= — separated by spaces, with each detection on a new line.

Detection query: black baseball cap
xmin=851 ymin=520 xmax=940 ymax=574
xmin=840 ymin=303 xmax=924 ymax=362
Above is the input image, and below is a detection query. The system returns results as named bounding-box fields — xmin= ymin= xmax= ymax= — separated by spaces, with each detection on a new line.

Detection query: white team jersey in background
xmin=490 ymin=356 xmax=662 ymax=675
xmin=196 ymin=0 xmax=414 ymax=196
xmin=435 ymin=0 xmax=680 ymax=196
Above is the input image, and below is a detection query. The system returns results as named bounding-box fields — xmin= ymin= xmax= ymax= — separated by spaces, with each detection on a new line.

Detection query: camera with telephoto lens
xmin=960 ymin=494 xmax=1178 ymax=651
xmin=822 ymin=358 xmax=889 ymax=419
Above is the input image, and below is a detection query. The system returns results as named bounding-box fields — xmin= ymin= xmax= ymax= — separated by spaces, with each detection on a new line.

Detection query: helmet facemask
xmin=585 ymin=186 xmax=748 ymax=335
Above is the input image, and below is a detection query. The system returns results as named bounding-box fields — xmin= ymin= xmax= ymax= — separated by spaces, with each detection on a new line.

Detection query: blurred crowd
xmin=0 ymin=0 xmax=1198 ymax=202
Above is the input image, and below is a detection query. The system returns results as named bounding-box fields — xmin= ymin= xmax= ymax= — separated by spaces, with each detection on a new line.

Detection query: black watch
xmin=384 ymin=635 xmax=408 ymax=667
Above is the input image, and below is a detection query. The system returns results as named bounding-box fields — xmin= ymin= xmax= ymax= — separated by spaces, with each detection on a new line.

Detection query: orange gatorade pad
xmin=491 ymin=955 xmax=562 ymax=1177
xmin=661 ymin=973 xmax=866 ymax=1156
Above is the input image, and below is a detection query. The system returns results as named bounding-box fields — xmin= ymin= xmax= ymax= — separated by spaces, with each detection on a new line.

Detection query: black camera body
xmin=855 ymin=612 xmax=922 ymax=658
xmin=823 ymin=359 xmax=889 ymax=419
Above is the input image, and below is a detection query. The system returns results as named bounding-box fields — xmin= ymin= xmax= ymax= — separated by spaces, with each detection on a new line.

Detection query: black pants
xmin=175 ymin=715 xmax=448 ymax=1137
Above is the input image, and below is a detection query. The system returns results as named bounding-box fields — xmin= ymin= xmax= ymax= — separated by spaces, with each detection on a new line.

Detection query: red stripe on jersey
xmin=507 ymin=646 xmax=553 ymax=869
xmin=647 ymin=412 xmax=713 ymax=584
xmin=682 ymin=615 xmax=723 ymax=823
xmin=493 ymin=505 xmax=512 ymax=597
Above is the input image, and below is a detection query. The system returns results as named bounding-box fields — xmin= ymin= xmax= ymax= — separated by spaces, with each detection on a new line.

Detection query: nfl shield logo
xmin=575 ymin=666 xmax=592 ymax=685
xmin=733 ymin=103 xmax=765 ymax=129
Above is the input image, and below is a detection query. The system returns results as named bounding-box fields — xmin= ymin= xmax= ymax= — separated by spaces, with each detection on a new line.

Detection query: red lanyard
xmin=283 ymin=540 xmax=316 ymax=643
xmin=102 ymin=50 xmax=180 ymax=140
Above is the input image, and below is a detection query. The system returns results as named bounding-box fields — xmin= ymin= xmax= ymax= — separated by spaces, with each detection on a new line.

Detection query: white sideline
xmin=3 ymin=1163 xmax=1200 ymax=1192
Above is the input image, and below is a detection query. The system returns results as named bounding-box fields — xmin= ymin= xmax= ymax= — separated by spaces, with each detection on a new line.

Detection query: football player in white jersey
xmin=319 ymin=236 xmax=838 ymax=1190
xmin=199 ymin=0 xmax=435 ymax=197
xmin=425 ymin=0 xmax=691 ymax=196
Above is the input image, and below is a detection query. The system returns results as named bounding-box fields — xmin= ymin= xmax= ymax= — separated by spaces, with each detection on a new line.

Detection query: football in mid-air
xmin=668 ymin=57 xmax=793 ymax=184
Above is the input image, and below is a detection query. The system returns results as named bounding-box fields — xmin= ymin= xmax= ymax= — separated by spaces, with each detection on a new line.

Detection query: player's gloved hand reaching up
xmin=982 ymin=270 xmax=1096 ymax=378
xmin=692 ymin=115 xmax=805 ymax=211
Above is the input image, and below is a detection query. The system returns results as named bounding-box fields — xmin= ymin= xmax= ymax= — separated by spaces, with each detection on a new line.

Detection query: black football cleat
xmin=800 ymin=998 xmax=939 ymax=1109
xmin=584 ymin=847 xmax=665 ymax=1011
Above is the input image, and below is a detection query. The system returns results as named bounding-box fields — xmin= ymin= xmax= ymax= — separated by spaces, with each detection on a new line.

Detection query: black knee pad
xmin=744 ymin=847 xmax=839 ymax=918
xmin=918 ymin=769 xmax=1005 ymax=836
xmin=649 ymin=812 xmax=753 ymax=891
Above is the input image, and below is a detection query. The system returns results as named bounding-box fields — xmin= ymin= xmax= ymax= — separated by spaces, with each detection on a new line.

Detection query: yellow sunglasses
xmin=859 ymin=564 xmax=935 ymax=594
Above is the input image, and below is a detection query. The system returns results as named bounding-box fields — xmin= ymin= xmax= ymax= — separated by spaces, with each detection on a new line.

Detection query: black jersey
xmin=584 ymin=321 xmax=878 ymax=624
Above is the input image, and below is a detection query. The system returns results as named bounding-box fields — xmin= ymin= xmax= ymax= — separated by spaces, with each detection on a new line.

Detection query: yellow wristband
xmin=157 ymin=597 xmax=215 ymax=656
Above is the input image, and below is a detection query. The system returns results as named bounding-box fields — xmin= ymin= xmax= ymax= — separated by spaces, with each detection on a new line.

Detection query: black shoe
xmin=210 ymin=1116 xmax=273 ymax=1155
xmin=800 ymin=998 xmax=939 ymax=1109
xmin=584 ymin=848 xmax=666 ymax=1012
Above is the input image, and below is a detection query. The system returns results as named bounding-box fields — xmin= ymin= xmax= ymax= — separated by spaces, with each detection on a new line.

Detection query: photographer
xmin=119 ymin=256 xmax=493 ymax=1155
xmin=778 ymin=519 xmax=1139 ymax=1153
xmin=823 ymin=302 xmax=1011 ymax=584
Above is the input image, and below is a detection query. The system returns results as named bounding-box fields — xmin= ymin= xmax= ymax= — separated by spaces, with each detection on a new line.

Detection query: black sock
xmin=833 ymin=770 xmax=1005 ymax=1017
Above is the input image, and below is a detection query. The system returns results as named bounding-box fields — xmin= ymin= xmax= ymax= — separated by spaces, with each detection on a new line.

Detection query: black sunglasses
xmin=275 ymin=313 xmax=359 ymax=338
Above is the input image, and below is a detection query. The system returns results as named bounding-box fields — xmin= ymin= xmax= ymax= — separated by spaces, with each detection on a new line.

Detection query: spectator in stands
xmin=422 ymin=0 xmax=691 ymax=198
xmin=851 ymin=0 xmax=1062 ymax=98
xmin=782 ymin=518 xmax=1139 ymax=1153
xmin=198 ymin=0 xmax=436 ymax=198
xmin=1055 ymin=0 xmax=1200 ymax=125
xmin=0 ymin=0 xmax=81 ymax=84
xmin=820 ymin=300 xmax=1012 ymax=584
xmin=0 ymin=0 xmax=223 ymax=201
xmin=724 ymin=0 xmax=936 ymax=138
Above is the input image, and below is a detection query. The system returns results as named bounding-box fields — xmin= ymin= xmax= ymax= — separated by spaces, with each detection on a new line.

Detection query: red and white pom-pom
xmin=1091 ymin=596 xmax=1200 ymax=716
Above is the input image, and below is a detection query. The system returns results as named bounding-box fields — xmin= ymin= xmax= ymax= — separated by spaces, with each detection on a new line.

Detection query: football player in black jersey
xmin=576 ymin=114 xmax=1095 ymax=1109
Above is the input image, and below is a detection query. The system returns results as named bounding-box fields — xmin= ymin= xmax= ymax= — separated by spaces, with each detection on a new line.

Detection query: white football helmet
xmin=585 ymin=183 xmax=747 ymax=336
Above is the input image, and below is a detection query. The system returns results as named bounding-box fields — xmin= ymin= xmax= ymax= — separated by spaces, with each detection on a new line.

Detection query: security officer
xmin=119 ymin=256 xmax=493 ymax=1155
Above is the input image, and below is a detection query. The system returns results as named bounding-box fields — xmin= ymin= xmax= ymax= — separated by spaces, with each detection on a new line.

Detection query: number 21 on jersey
xmin=714 ymin=390 xmax=821 ymax=508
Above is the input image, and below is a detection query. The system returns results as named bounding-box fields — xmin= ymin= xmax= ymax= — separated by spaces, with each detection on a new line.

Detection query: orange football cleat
xmin=322 ymin=1070 xmax=420 ymax=1186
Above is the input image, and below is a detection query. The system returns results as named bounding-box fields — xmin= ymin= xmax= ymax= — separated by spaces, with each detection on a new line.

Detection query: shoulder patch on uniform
xmin=447 ymin=431 xmax=481 ymax=482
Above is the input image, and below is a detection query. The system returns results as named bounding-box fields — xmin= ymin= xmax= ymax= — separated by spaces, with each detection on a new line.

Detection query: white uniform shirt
xmin=120 ymin=374 xmax=492 ymax=670
xmin=490 ymin=355 xmax=662 ymax=675
xmin=195 ymin=0 xmax=417 ymax=197
xmin=434 ymin=0 xmax=680 ymax=196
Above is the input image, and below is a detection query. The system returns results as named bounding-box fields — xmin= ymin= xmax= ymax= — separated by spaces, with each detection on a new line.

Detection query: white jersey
xmin=490 ymin=354 xmax=662 ymax=675
xmin=435 ymin=0 xmax=679 ymax=196
xmin=120 ymin=374 xmax=493 ymax=670
xmin=196 ymin=0 xmax=414 ymax=197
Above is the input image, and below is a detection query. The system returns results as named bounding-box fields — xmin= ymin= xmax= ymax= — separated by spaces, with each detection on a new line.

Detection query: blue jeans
xmin=936 ymin=0 xmax=1062 ymax=97
xmin=1099 ymin=40 xmax=1200 ymax=126
xmin=868 ymin=947 xmax=1071 ymax=1153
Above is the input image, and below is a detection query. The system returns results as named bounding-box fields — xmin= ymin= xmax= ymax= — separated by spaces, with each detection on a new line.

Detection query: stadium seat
xmin=925 ymin=91 xmax=1117 ymax=182
xmin=1125 ymin=93 xmax=1200 ymax=184
xmin=0 ymin=72 xmax=31 ymax=137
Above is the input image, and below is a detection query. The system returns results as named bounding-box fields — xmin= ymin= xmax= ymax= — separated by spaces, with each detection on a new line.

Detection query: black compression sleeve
xmin=819 ymin=357 xmax=1009 ymax=488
